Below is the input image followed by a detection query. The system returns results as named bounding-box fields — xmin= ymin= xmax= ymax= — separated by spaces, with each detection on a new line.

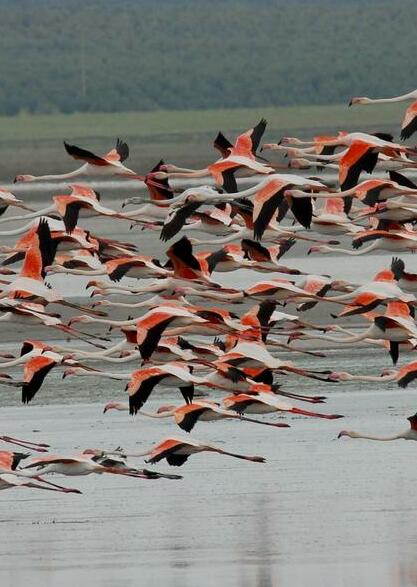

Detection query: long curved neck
xmin=0 ymin=351 xmax=37 ymax=367
xmin=190 ymin=228 xmax=247 ymax=245
xmin=105 ymin=448 xmax=152 ymax=458
xmin=95 ymin=296 xmax=160 ymax=309
xmin=167 ymin=168 xmax=209 ymax=179
xmin=56 ymin=340 xmax=126 ymax=357
xmin=137 ymin=409 xmax=174 ymax=418
xmin=79 ymin=317 xmax=136 ymax=327
xmin=347 ymin=373 xmax=397 ymax=382
xmin=306 ymin=187 xmax=356 ymax=199
xmin=304 ymin=331 xmax=369 ymax=343
xmin=52 ymin=267 xmax=105 ymax=276
xmin=29 ymin=168 xmax=85 ymax=181
xmin=0 ymin=205 xmax=56 ymax=224
xmin=364 ymin=91 xmax=417 ymax=104
xmin=347 ymin=431 xmax=406 ymax=441
xmin=317 ymin=241 xmax=379 ymax=255
xmin=76 ymin=369 xmax=130 ymax=380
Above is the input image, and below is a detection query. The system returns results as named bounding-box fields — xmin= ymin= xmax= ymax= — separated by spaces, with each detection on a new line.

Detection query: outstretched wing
xmin=64 ymin=142 xmax=108 ymax=166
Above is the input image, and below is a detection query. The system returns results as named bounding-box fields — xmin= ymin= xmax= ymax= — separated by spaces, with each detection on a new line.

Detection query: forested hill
xmin=0 ymin=0 xmax=416 ymax=116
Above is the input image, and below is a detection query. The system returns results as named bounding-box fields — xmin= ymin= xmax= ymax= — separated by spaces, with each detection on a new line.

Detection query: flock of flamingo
xmin=2 ymin=87 xmax=417 ymax=494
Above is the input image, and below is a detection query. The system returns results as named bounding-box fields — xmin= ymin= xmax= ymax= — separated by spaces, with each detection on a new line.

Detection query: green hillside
xmin=0 ymin=0 xmax=415 ymax=115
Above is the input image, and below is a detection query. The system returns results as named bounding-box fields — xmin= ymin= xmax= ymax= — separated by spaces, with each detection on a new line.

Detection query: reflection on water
xmin=2 ymin=373 xmax=417 ymax=586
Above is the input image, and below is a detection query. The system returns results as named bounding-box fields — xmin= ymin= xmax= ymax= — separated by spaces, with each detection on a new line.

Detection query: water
xmin=1 ymin=178 xmax=417 ymax=585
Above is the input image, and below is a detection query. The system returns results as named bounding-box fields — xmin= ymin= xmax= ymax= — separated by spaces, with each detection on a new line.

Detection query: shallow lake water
xmin=1 ymin=346 xmax=417 ymax=587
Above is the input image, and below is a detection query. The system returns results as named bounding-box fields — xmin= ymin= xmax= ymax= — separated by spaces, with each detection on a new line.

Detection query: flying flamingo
xmin=222 ymin=392 xmax=343 ymax=419
xmin=102 ymin=438 xmax=266 ymax=466
xmin=14 ymin=139 xmax=136 ymax=182
xmin=21 ymin=452 xmax=179 ymax=479
xmin=103 ymin=400 xmax=290 ymax=432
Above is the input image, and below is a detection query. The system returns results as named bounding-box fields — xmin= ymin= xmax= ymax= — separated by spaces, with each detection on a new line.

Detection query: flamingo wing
xmin=249 ymin=118 xmax=267 ymax=155
xmin=213 ymin=131 xmax=233 ymax=158
xmin=146 ymin=439 xmax=192 ymax=466
xmin=174 ymin=404 xmax=209 ymax=432
xmin=400 ymin=100 xmax=417 ymax=141
xmin=160 ymin=201 xmax=202 ymax=242
xmin=64 ymin=142 xmax=108 ymax=166
xmin=128 ymin=373 xmax=167 ymax=414
xmin=253 ymin=182 xmax=285 ymax=240
xmin=397 ymin=361 xmax=417 ymax=388
xmin=166 ymin=236 xmax=203 ymax=279
xmin=339 ymin=141 xmax=379 ymax=194
xmin=22 ymin=356 xmax=57 ymax=404
xmin=104 ymin=138 xmax=129 ymax=163
xmin=388 ymin=170 xmax=417 ymax=189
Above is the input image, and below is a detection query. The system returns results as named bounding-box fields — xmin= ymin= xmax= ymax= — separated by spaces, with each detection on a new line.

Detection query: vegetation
xmin=0 ymin=0 xmax=416 ymax=115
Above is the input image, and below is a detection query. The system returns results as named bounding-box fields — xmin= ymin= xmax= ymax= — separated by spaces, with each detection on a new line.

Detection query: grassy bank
xmin=1 ymin=103 xmax=405 ymax=182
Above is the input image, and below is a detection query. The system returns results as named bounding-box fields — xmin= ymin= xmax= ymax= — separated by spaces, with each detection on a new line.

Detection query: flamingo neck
xmin=345 ymin=431 xmax=407 ymax=441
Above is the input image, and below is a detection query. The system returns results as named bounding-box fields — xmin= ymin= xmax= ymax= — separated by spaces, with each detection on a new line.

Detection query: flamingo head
xmin=86 ymin=280 xmax=105 ymax=289
xmin=307 ymin=245 xmax=324 ymax=255
xmin=13 ymin=174 xmax=36 ymax=183
xmin=337 ymin=430 xmax=355 ymax=438
xmin=91 ymin=299 xmax=108 ymax=308
xmin=103 ymin=401 xmax=126 ymax=414
xmin=62 ymin=366 xmax=81 ymax=379
xmin=348 ymin=97 xmax=371 ymax=106
xmin=156 ymin=404 xmax=177 ymax=414
xmin=286 ymin=332 xmax=304 ymax=343
xmin=67 ymin=315 xmax=92 ymax=327
xmin=327 ymin=371 xmax=350 ymax=382
xmin=279 ymin=137 xmax=302 ymax=145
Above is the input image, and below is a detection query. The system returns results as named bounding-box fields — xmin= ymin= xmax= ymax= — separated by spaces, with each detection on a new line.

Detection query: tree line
xmin=0 ymin=0 xmax=415 ymax=115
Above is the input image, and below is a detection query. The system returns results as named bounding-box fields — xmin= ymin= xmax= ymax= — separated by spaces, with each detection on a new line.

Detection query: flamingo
xmin=21 ymin=452 xmax=178 ymax=479
xmin=222 ymin=392 xmax=343 ymax=419
xmin=103 ymin=400 xmax=290 ymax=432
xmin=103 ymin=438 xmax=266 ymax=466
xmin=14 ymin=139 xmax=136 ymax=182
